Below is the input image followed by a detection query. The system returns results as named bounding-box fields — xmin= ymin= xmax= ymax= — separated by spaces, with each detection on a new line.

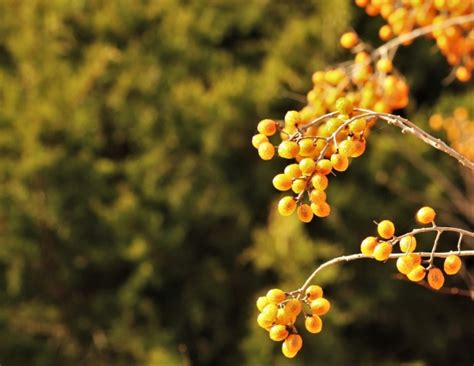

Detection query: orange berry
xmin=444 ymin=255 xmax=462 ymax=275
xmin=376 ymin=58 xmax=393 ymax=73
xmin=330 ymin=153 xmax=349 ymax=172
xmin=416 ymin=206 xmax=436 ymax=224
xmin=340 ymin=32 xmax=359 ymax=49
xmin=256 ymin=296 xmax=269 ymax=312
xmin=269 ymin=324 xmax=289 ymax=341
xmin=276 ymin=307 xmax=294 ymax=326
xmin=373 ymin=242 xmax=392 ymax=261
xmin=285 ymin=110 xmax=301 ymax=126
xmin=399 ymin=235 xmax=417 ymax=253
xmin=311 ymin=173 xmax=328 ymax=190
xmin=284 ymin=334 xmax=303 ymax=353
xmin=349 ymin=118 xmax=367 ymax=134
xmin=278 ymin=196 xmax=296 ymax=216
xmin=311 ymin=202 xmax=331 ymax=217
xmin=336 ymin=97 xmax=354 ymax=115
xmin=272 ymin=174 xmax=292 ymax=191
xmin=252 ymin=133 xmax=268 ymax=149
xmin=285 ymin=299 xmax=302 ymax=317
xmin=427 ymin=268 xmax=445 ymax=290
xmin=407 ymin=265 xmax=426 ymax=282
xmin=297 ymin=204 xmax=313 ymax=223
xmin=379 ymin=24 xmax=393 ymax=41
xmin=258 ymin=142 xmax=275 ymax=160
xmin=266 ymin=289 xmax=286 ymax=304
xmin=299 ymin=158 xmax=316 ymax=175
xmin=284 ymin=163 xmax=302 ymax=179
xmin=282 ymin=342 xmax=298 ymax=358
xmin=396 ymin=255 xmax=418 ymax=275
xmin=292 ymin=179 xmax=306 ymax=194
xmin=299 ymin=139 xmax=316 ymax=156
xmin=316 ymin=159 xmax=333 ymax=175
xmin=305 ymin=285 xmax=323 ymax=300
xmin=305 ymin=315 xmax=323 ymax=334
xmin=310 ymin=189 xmax=326 ymax=204
xmin=360 ymin=236 xmax=378 ymax=256
xmin=338 ymin=139 xmax=355 ymax=157
xmin=278 ymin=140 xmax=300 ymax=159
xmin=350 ymin=139 xmax=366 ymax=157
xmin=257 ymin=119 xmax=278 ymax=136
xmin=311 ymin=297 xmax=331 ymax=316
xmin=456 ymin=66 xmax=471 ymax=82
xmin=377 ymin=220 xmax=395 ymax=239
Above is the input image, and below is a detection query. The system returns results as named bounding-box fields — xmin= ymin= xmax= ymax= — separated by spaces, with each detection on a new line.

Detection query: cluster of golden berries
xmin=360 ymin=206 xmax=463 ymax=290
xmin=256 ymin=286 xmax=331 ymax=358
xmin=429 ymin=107 xmax=474 ymax=161
xmin=252 ymin=98 xmax=373 ymax=222
xmin=355 ymin=0 xmax=473 ymax=82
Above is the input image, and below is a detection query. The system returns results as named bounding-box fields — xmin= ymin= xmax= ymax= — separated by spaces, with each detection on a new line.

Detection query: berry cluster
xmin=356 ymin=0 xmax=473 ymax=82
xmin=429 ymin=107 xmax=474 ymax=161
xmin=256 ymin=286 xmax=331 ymax=358
xmin=360 ymin=206 xmax=463 ymax=290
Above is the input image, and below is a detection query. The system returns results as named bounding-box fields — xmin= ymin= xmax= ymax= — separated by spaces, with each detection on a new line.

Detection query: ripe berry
xmin=360 ymin=236 xmax=378 ymax=256
xmin=278 ymin=141 xmax=300 ymax=159
xmin=272 ymin=174 xmax=292 ymax=191
xmin=284 ymin=164 xmax=302 ymax=179
xmin=336 ymin=97 xmax=354 ymax=115
xmin=278 ymin=196 xmax=297 ymax=216
xmin=316 ymin=159 xmax=332 ymax=175
xmin=305 ymin=285 xmax=323 ymax=300
xmin=340 ymin=32 xmax=359 ymax=49
xmin=311 ymin=202 xmax=331 ymax=217
xmin=427 ymin=268 xmax=445 ymax=290
xmin=399 ymin=235 xmax=417 ymax=253
xmin=416 ymin=206 xmax=436 ymax=224
xmin=407 ymin=265 xmax=426 ymax=282
xmin=276 ymin=307 xmax=294 ymax=326
xmin=297 ymin=204 xmax=313 ymax=223
xmin=456 ymin=66 xmax=471 ymax=82
xmin=443 ymin=255 xmax=462 ymax=275
xmin=373 ymin=242 xmax=392 ymax=261
xmin=349 ymin=118 xmax=366 ymax=134
xmin=377 ymin=220 xmax=395 ymax=239
xmin=261 ymin=303 xmax=279 ymax=319
xmin=285 ymin=110 xmax=301 ymax=126
xmin=396 ymin=254 xmax=418 ymax=275
xmin=291 ymin=179 xmax=306 ymax=194
xmin=311 ymin=297 xmax=331 ymax=316
xmin=338 ymin=139 xmax=355 ymax=157
xmin=376 ymin=58 xmax=393 ymax=73
xmin=257 ymin=312 xmax=273 ymax=329
xmin=269 ymin=324 xmax=289 ymax=341
xmin=256 ymin=296 xmax=269 ymax=312
xmin=252 ymin=134 xmax=268 ymax=149
xmin=258 ymin=142 xmax=275 ymax=160
xmin=284 ymin=334 xmax=303 ymax=354
xmin=310 ymin=189 xmax=326 ymax=204
xmin=330 ymin=153 xmax=349 ymax=172
xmin=305 ymin=315 xmax=323 ymax=334
xmin=282 ymin=342 xmax=298 ymax=359
xmin=285 ymin=299 xmax=302 ymax=317
xmin=299 ymin=158 xmax=316 ymax=175
xmin=266 ymin=289 xmax=286 ymax=304
xmin=311 ymin=173 xmax=328 ymax=190
xmin=257 ymin=119 xmax=278 ymax=136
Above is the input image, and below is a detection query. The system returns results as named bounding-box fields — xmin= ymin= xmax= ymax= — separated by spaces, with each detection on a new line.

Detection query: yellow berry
xmin=360 ymin=236 xmax=378 ymax=256
xmin=396 ymin=255 xmax=417 ymax=275
xmin=284 ymin=334 xmax=303 ymax=354
xmin=311 ymin=202 xmax=331 ymax=217
xmin=298 ymin=139 xmax=316 ymax=156
xmin=310 ymin=189 xmax=326 ymax=204
xmin=297 ymin=204 xmax=313 ymax=223
xmin=291 ymin=179 xmax=306 ymax=194
xmin=340 ymin=31 xmax=359 ymax=49
xmin=407 ymin=265 xmax=426 ymax=282
xmin=456 ymin=66 xmax=471 ymax=82
xmin=336 ymin=97 xmax=354 ymax=115
xmin=349 ymin=118 xmax=366 ymax=134
xmin=252 ymin=133 xmax=268 ymax=149
xmin=257 ymin=119 xmax=278 ymax=136
xmin=377 ymin=220 xmax=395 ymax=239
xmin=285 ymin=110 xmax=301 ymax=126
xmin=284 ymin=164 xmax=302 ymax=179
xmin=427 ymin=268 xmax=445 ymax=290
xmin=285 ymin=299 xmax=302 ymax=317
xmin=269 ymin=324 xmax=289 ymax=341
xmin=278 ymin=140 xmax=300 ymax=159
xmin=305 ymin=315 xmax=323 ymax=334
xmin=261 ymin=303 xmax=279 ymax=319
xmin=443 ymin=255 xmax=462 ymax=275
xmin=299 ymin=158 xmax=316 ymax=175
xmin=276 ymin=307 xmax=294 ymax=326
xmin=373 ymin=242 xmax=392 ymax=261
xmin=338 ymin=139 xmax=355 ymax=157
xmin=305 ymin=285 xmax=323 ymax=301
xmin=258 ymin=142 xmax=275 ymax=160
xmin=272 ymin=174 xmax=292 ymax=191
xmin=416 ymin=206 xmax=436 ymax=224
xmin=278 ymin=196 xmax=297 ymax=216
xmin=256 ymin=296 xmax=269 ymax=312
xmin=311 ymin=173 xmax=328 ymax=190
xmin=266 ymin=289 xmax=286 ymax=304
xmin=316 ymin=159 xmax=332 ymax=175
xmin=282 ymin=339 xmax=298 ymax=358
xmin=399 ymin=235 xmax=417 ymax=253
xmin=350 ymin=139 xmax=366 ymax=157
xmin=376 ymin=58 xmax=393 ymax=73
xmin=311 ymin=297 xmax=331 ymax=316
xmin=330 ymin=153 xmax=349 ymax=172
xmin=257 ymin=312 xmax=273 ymax=329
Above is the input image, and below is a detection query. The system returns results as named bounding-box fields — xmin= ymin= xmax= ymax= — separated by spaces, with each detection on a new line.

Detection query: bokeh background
xmin=0 ymin=1 xmax=473 ymax=365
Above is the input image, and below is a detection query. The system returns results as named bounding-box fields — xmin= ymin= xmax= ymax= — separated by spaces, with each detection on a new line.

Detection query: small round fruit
xmin=427 ymin=268 xmax=445 ymax=290
xmin=360 ymin=236 xmax=378 ymax=256
xmin=269 ymin=324 xmax=289 ymax=341
xmin=257 ymin=119 xmax=278 ymax=136
xmin=261 ymin=303 xmax=278 ymax=319
xmin=316 ymin=159 xmax=332 ymax=175
xmin=311 ymin=202 xmax=331 ymax=217
xmin=285 ymin=110 xmax=301 ymax=126
xmin=456 ymin=66 xmax=471 ymax=82
xmin=272 ymin=174 xmax=292 ymax=191
xmin=310 ymin=190 xmax=326 ymax=204
xmin=256 ymin=296 xmax=269 ymax=312
xmin=278 ymin=140 xmax=300 ymax=159
xmin=299 ymin=139 xmax=316 ymax=156
xmin=336 ymin=97 xmax=354 ymax=115
xmin=284 ymin=164 xmax=302 ymax=179
xmin=291 ymin=179 xmax=306 ymax=194
xmin=416 ymin=206 xmax=436 ymax=224
xmin=396 ymin=255 xmax=417 ymax=275
xmin=443 ymin=255 xmax=462 ymax=275
xmin=340 ymin=32 xmax=359 ymax=49
xmin=377 ymin=220 xmax=395 ymax=239
xmin=258 ymin=142 xmax=275 ymax=160
xmin=305 ymin=285 xmax=323 ymax=301
xmin=299 ymin=158 xmax=316 ymax=175
xmin=297 ymin=204 xmax=313 ymax=223
xmin=266 ymin=289 xmax=286 ymax=304
xmin=282 ymin=341 xmax=298 ymax=358
xmin=284 ymin=334 xmax=303 ymax=353
xmin=330 ymin=153 xmax=349 ymax=172
xmin=407 ymin=265 xmax=426 ymax=282
xmin=373 ymin=242 xmax=392 ymax=261
xmin=338 ymin=139 xmax=355 ymax=157
xmin=276 ymin=307 xmax=293 ymax=326
xmin=311 ymin=173 xmax=328 ymax=190
xmin=257 ymin=312 xmax=273 ymax=329
xmin=278 ymin=197 xmax=297 ymax=216
xmin=285 ymin=299 xmax=302 ymax=317
xmin=311 ymin=297 xmax=331 ymax=316
xmin=305 ymin=315 xmax=323 ymax=334
xmin=252 ymin=134 xmax=268 ymax=149
xmin=399 ymin=235 xmax=417 ymax=253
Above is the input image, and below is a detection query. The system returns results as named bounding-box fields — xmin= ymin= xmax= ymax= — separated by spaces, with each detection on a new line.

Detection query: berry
xmin=299 ymin=158 xmax=316 ymax=175
xmin=258 ymin=142 xmax=275 ymax=160
xmin=311 ymin=297 xmax=331 ymax=316
xmin=278 ymin=196 xmax=297 ymax=216
xmin=284 ymin=334 xmax=303 ymax=354
xmin=257 ymin=119 xmax=278 ymax=136
xmin=278 ymin=141 xmax=300 ymax=159
xmin=443 ymin=255 xmax=462 ymax=275
xmin=340 ymin=32 xmax=359 ymax=49
xmin=292 ymin=179 xmax=306 ymax=194
xmin=377 ymin=220 xmax=395 ymax=239
xmin=311 ymin=173 xmax=328 ymax=190
xmin=376 ymin=58 xmax=393 ymax=73
xmin=297 ymin=204 xmax=313 ymax=223
xmin=285 ymin=110 xmax=301 ymax=126
xmin=269 ymin=325 xmax=289 ymax=341
xmin=272 ymin=174 xmax=292 ymax=191
xmin=285 ymin=299 xmax=302 ymax=317
xmin=266 ymin=289 xmax=286 ymax=304
xmin=305 ymin=315 xmax=323 ymax=334
xmin=360 ymin=236 xmax=378 ymax=256
xmin=256 ymin=296 xmax=269 ymax=312
xmin=284 ymin=164 xmax=302 ymax=179
xmin=338 ymin=139 xmax=355 ymax=157
xmin=396 ymin=255 xmax=416 ymax=274
xmin=399 ymin=235 xmax=416 ymax=253
xmin=427 ymin=268 xmax=445 ymax=290
xmin=316 ymin=159 xmax=332 ymax=175
xmin=456 ymin=66 xmax=471 ymax=82
xmin=407 ymin=265 xmax=426 ymax=282
xmin=311 ymin=202 xmax=331 ymax=217
xmin=330 ymin=153 xmax=349 ymax=172
xmin=336 ymin=97 xmax=354 ymax=115
xmin=261 ymin=303 xmax=279 ymax=319
xmin=298 ymin=139 xmax=316 ymax=156
xmin=276 ymin=307 xmax=294 ymax=326
xmin=416 ymin=206 xmax=436 ymax=224
xmin=373 ymin=242 xmax=392 ymax=261
xmin=257 ymin=313 xmax=273 ymax=329
xmin=252 ymin=134 xmax=268 ymax=149
xmin=310 ymin=189 xmax=326 ymax=204
xmin=305 ymin=285 xmax=323 ymax=300
xmin=282 ymin=342 xmax=298 ymax=359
